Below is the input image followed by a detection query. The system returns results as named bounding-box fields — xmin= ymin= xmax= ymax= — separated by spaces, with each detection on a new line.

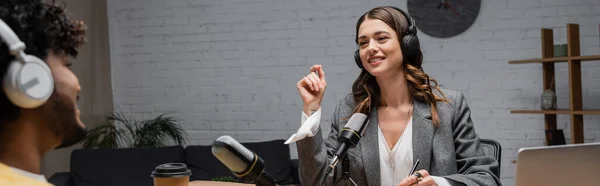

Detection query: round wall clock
xmin=407 ymin=0 xmax=481 ymax=38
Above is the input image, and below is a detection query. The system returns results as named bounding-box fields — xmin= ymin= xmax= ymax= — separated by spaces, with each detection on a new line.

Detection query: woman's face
xmin=357 ymin=18 xmax=404 ymax=78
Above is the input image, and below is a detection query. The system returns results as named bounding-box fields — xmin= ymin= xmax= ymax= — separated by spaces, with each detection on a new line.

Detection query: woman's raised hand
xmin=296 ymin=64 xmax=327 ymax=115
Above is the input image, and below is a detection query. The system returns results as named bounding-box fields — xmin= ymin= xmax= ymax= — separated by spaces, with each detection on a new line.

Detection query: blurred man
xmin=0 ymin=0 xmax=87 ymax=185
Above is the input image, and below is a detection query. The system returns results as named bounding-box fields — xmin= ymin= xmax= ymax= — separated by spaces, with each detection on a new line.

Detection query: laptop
xmin=514 ymin=142 xmax=600 ymax=186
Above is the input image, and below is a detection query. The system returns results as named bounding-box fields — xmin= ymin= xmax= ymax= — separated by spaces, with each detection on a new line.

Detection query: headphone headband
xmin=1 ymin=18 xmax=55 ymax=109
xmin=387 ymin=6 xmax=417 ymax=36
xmin=0 ymin=19 xmax=27 ymax=58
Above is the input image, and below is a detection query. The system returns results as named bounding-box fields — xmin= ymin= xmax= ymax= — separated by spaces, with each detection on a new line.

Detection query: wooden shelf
xmin=510 ymin=109 xmax=600 ymax=115
xmin=507 ymin=23 xmax=597 ymax=145
xmin=508 ymin=55 xmax=600 ymax=64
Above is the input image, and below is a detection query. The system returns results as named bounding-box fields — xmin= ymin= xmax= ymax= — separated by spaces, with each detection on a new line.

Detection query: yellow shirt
xmin=0 ymin=163 xmax=53 ymax=186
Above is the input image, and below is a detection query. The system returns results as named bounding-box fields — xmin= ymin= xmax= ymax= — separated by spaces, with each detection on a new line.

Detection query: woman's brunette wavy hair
xmin=351 ymin=6 xmax=449 ymax=125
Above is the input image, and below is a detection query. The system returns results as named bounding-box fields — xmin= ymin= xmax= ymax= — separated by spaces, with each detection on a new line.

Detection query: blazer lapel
xmin=360 ymin=100 xmax=434 ymax=185
xmin=412 ymin=100 xmax=434 ymax=172
xmin=361 ymin=107 xmax=380 ymax=186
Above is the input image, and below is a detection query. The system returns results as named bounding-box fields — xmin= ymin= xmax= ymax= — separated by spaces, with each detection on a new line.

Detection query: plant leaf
xmin=82 ymin=111 xmax=187 ymax=149
xmin=133 ymin=113 xmax=187 ymax=148
xmin=82 ymin=119 xmax=120 ymax=149
xmin=109 ymin=111 xmax=137 ymax=147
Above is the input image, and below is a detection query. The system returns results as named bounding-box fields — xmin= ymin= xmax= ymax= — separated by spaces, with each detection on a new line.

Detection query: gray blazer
xmin=296 ymin=89 xmax=501 ymax=186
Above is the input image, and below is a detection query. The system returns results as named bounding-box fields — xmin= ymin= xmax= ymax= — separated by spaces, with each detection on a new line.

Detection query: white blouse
xmin=285 ymin=108 xmax=452 ymax=186
xmin=378 ymin=117 xmax=414 ymax=186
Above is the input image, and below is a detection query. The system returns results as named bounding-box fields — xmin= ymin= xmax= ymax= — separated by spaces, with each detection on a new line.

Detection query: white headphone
xmin=0 ymin=18 xmax=54 ymax=108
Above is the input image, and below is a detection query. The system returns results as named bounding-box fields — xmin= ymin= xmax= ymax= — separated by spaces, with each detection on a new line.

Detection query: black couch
xmin=48 ymin=139 xmax=300 ymax=186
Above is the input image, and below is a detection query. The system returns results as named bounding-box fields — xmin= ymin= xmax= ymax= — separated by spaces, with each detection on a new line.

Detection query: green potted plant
xmin=82 ymin=111 xmax=187 ymax=149
xmin=211 ymin=176 xmax=239 ymax=183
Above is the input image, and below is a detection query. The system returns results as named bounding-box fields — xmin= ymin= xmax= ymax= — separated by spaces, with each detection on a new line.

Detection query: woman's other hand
xmin=396 ymin=170 xmax=438 ymax=186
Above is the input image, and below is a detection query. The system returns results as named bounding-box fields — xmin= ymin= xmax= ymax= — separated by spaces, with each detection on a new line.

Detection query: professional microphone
xmin=211 ymin=135 xmax=278 ymax=186
xmin=325 ymin=113 xmax=369 ymax=176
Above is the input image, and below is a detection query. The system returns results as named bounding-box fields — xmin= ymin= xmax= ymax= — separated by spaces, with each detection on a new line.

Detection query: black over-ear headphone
xmin=354 ymin=6 xmax=420 ymax=69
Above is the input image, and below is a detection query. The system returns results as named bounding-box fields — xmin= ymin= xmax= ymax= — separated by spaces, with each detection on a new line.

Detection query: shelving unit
xmin=508 ymin=23 xmax=600 ymax=144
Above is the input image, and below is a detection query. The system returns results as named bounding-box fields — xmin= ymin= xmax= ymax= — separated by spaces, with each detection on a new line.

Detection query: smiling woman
xmin=351 ymin=6 xmax=447 ymax=127
xmin=286 ymin=6 xmax=501 ymax=186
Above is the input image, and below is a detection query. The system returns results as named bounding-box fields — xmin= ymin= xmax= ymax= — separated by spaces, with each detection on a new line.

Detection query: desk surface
xmin=189 ymin=181 xmax=253 ymax=186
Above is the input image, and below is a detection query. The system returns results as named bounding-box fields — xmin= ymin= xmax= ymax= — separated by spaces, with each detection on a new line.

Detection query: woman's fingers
xmin=317 ymin=65 xmax=325 ymax=81
xmin=309 ymin=64 xmax=320 ymax=73
xmin=311 ymin=72 xmax=322 ymax=88
xmin=306 ymin=72 xmax=320 ymax=91
xmin=300 ymin=64 xmax=326 ymax=93
xmin=303 ymin=76 xmax=314 ymax=91
xmin=397 ymin=170 xmax=433 ymax=186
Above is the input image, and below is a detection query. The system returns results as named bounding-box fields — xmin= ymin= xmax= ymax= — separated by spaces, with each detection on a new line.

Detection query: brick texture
xmin=107 ymin=0 xmax=600 ymax=185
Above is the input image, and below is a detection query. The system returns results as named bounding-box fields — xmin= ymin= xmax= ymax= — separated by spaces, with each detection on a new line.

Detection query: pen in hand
xmin=408 ymin=159 xmax=420 ymax=176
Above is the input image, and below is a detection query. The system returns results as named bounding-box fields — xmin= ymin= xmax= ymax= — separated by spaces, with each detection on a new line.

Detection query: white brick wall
xmin=107 ymin=0 xmax=600 ymax=185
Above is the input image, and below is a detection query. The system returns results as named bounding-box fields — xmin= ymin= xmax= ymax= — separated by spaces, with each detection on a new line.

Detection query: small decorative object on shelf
xmin=554 ymin=44 xmax=567 ymax=57
xmin=541 ymin=78 xmax=557 ymax=110
xmin=554 ymin=44 xmax=567 ymax=62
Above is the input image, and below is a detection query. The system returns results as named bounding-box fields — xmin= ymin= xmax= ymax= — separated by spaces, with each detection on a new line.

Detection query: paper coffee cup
xmin=151 ymin=163 xmax=192 ymax=186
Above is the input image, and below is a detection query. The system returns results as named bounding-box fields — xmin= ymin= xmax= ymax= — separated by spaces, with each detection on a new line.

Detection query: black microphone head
xmin=327 ymin=113 xmax=370 ymax=177
xmin=338 ymin=113 xmax=369 ymax=147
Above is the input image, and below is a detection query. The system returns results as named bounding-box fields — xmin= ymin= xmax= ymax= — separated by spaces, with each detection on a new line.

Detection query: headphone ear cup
xmin=354 ymin=49 xmax=364 ymax=69
xmin=401 ymin=35 xmax=420 ymax=58
xmin=3 ymin=55 xmax=54 ymax=108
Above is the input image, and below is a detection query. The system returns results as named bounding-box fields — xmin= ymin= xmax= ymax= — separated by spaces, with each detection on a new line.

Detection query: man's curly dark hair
xmin=0 ymin=0 xmax=87 ymax=121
